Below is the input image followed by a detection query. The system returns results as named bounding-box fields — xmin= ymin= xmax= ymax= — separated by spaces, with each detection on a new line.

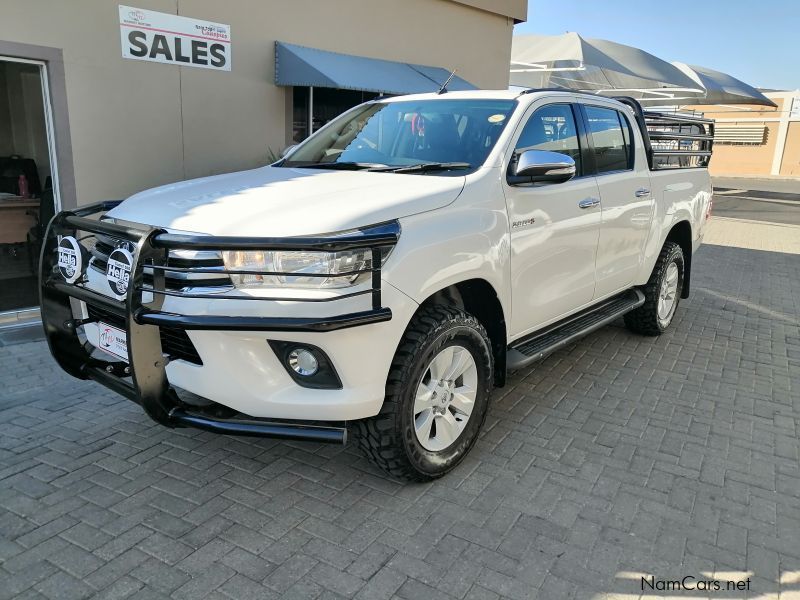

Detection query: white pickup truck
xmin=41 ymin=89 xmax=713 ymax=480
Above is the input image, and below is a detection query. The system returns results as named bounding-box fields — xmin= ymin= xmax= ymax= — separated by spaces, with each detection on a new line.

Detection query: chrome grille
xmin=89 ymin=233 xmax=232 ymax=291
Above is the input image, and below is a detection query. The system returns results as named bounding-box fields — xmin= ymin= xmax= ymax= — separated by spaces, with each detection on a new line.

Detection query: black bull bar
xmin=40 ymin=200 xmax=399 ymax=444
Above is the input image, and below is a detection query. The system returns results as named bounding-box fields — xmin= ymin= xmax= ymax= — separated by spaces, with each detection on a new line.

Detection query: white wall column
xmin=770 ymin=92 xmax=797 ymax=175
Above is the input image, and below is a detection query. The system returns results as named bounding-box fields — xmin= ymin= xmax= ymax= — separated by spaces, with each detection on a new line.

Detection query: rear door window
xmin=585 ymin=106 xmax=633 ymax=173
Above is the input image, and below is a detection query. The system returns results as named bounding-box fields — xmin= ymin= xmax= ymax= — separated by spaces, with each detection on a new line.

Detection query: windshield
xmin=280 ymin=99 xmax=517 ymax=173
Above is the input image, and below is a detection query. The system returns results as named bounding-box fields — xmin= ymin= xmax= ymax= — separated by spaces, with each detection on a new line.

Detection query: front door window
xmin=513 ymin=102 xmax=583 ymax=174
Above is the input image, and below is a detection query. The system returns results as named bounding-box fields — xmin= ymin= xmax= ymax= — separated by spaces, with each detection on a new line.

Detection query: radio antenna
xmin=436 ymin=69 xmax=457 ymax=94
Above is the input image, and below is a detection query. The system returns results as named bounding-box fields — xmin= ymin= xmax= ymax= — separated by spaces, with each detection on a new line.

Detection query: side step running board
xmin=507 ymin=289 xmax=645 ymax=371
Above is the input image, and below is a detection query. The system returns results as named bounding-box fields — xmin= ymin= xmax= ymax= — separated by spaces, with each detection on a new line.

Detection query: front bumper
xmin=40 ymin=201 xmax=412 ymax=439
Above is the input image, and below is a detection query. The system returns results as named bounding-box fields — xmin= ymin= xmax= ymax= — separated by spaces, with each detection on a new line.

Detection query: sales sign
xmin=119 ymin=5 xmax=231 ymax=71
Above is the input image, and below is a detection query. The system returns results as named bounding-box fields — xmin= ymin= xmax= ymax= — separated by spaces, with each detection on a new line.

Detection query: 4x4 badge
xmin=106 ymin=247 xmax=133 ymax=299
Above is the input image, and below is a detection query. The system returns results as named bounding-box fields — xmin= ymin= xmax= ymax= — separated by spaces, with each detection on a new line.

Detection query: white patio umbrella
xmin=670 ymin=62 xmax=777 ymax=107
xmin=510 ymin=33 xmax=705 ymax=102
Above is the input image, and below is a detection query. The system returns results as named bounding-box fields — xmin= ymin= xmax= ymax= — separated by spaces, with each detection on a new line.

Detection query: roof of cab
xmin=378 ymin=88 xmax=596 ymax=104
xmin=378 ymin=90 xmax=519 ymax=102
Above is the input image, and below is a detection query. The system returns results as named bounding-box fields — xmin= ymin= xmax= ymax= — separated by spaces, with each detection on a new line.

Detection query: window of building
xmin=584 ymin=106 xmax=633 ymax=173
xmin=292 ymin=87 xmax=381 ymax=143
xmin=713 ymin=124 xmax=767 ymax=145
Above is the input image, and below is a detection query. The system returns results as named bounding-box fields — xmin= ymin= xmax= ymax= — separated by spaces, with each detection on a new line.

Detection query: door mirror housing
xmin=509 ymin=150 xmax=576 ymax=185
xmin=281 ymin=144 xmax=297 ymax=158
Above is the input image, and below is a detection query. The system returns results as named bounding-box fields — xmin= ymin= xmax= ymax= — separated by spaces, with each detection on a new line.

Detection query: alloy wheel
xmin=657 ymin=261 xmax=680 ymax=327
xmin=413 ymin=345 xmax=478 ymax=452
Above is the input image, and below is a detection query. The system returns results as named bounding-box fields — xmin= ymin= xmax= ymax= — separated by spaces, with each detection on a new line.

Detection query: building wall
xmin=706 ymin=123 xmax=779 ymax=176
xmin=0 ymin=0 xmax=519 ymax=207
xmin=780 ymin=122 xmax=800 ymax=176
xmin=688 ymin=93 xmax=800 ymax=178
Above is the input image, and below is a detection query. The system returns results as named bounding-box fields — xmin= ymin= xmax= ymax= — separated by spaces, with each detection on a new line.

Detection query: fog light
xmin=288 ymin=348 xmax=319 ymax=376
xmin=269 ymin=341 xmax=342 ymax=389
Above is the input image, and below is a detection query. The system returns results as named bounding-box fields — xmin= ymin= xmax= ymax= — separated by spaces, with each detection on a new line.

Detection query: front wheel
xmin=354 ymin=305 xmax=493 ymax=481
xmin=624 ymin=241 xmax=684 ymax=336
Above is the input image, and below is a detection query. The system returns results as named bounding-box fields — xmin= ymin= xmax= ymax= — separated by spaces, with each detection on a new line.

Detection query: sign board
xmin=790 ymin=96 xmax=800 ymax=120
xmin=119 ymin=5 xmax=231 ymax=71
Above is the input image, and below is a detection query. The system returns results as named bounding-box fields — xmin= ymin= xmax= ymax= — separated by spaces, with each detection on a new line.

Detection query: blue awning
xmin=275 ymin=42 xmax=476 ymax=95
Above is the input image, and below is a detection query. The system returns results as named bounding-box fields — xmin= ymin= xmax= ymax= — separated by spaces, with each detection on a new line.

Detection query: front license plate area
xmin=97 ymin=322 xmax=129 ymax=362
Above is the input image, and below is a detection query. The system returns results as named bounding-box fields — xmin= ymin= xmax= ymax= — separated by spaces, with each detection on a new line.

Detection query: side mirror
xmin=281 ymin=144 xmax=297 ymax=158
xmin=509 ymin=150 xmax=576 ymax=185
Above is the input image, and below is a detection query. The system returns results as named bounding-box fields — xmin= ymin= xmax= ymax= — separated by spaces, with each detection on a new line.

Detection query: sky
xmin=514 ymin=0 xmax=799 ymax=91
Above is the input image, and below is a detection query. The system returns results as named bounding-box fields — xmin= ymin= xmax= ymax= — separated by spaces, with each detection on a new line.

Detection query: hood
xmin=107 ymin=166 xmax=466 ymax=236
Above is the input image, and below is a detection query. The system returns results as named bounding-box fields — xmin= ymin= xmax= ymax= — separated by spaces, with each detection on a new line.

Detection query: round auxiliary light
xmin=287 ymin=348 xmax=319 ymax=376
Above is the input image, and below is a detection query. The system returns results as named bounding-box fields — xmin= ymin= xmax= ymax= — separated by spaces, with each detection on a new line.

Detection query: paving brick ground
xmin=1 ymin=218 xmax=799 ymax=600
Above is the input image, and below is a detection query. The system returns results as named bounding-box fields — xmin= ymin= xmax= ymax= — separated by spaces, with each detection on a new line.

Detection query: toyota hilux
xmin=41 ymin=89 xmax=714 ymax=480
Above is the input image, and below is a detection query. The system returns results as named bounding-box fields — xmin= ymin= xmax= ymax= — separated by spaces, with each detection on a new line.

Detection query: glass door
xmin=0 ymin=56 xmax=60 ymax=316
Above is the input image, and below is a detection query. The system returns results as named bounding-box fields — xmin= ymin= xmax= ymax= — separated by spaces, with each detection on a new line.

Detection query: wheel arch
xmin=419 ymin=279 xmax=508 ymax=387
xmin=665 ymin=220 xmax=693 ymax=298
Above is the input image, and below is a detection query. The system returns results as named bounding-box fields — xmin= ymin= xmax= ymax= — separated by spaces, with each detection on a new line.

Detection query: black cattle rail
xmin=40 ymin=200 xmax=400 ymax=443
xmin=643 ymin=111 xmax=715 ymax=169
xmin=613 ymin=97 xmax=715 ymax=170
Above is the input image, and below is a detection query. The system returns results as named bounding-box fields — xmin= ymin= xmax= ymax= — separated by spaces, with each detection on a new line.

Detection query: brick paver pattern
xmin=1 ymin=218 xmax=799 ymax=600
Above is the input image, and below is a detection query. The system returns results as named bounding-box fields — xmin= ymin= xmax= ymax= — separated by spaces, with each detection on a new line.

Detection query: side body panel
xmin=503 ymin=175 xmax=602 ymax=335
xmin=382 ymin=169 xmax=512 ymax=321
xmin=635 ymin=168 xmax=712 ymax=285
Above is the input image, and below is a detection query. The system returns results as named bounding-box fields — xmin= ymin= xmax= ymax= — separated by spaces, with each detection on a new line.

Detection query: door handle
xmin=635 ymin=188 xmax=651 ymax=197
xmin=578 ymin=197 xmax=601 ymax=209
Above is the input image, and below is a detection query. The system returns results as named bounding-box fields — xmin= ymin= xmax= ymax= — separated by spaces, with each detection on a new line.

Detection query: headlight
xmin=222 ymin=247 xmax=386 ymax=289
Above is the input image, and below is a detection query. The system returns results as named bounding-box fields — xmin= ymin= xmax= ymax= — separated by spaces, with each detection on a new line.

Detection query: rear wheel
xmin=354 ymin=305 xmax=492 ymax=481
xmin=624 ymin=241 xmax=684 ymax=336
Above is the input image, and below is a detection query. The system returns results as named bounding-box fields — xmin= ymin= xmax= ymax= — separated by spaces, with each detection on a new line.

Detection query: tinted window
xmin=585 ymin=106 xmax=633 ymax=173
xmin=514 ymin=104 xmax=581 ymax=175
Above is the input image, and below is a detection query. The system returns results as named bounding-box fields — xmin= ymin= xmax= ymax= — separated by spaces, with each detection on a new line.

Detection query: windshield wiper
xmin=376 ymin=162 xmax=472 ymax=174
xmin=290 ymin=161 xmax=388 ymax=171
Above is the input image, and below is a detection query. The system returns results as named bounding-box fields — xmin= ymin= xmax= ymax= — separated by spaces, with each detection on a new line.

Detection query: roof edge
xmin=448 ymin=0 xmax=527 ymax=23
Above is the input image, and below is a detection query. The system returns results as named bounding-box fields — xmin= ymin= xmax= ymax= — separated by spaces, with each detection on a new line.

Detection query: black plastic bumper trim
xmin=169 ymin=408 xmax=347 ymax=444
xmin=134 ymin=307 xmax=392 ymax=332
